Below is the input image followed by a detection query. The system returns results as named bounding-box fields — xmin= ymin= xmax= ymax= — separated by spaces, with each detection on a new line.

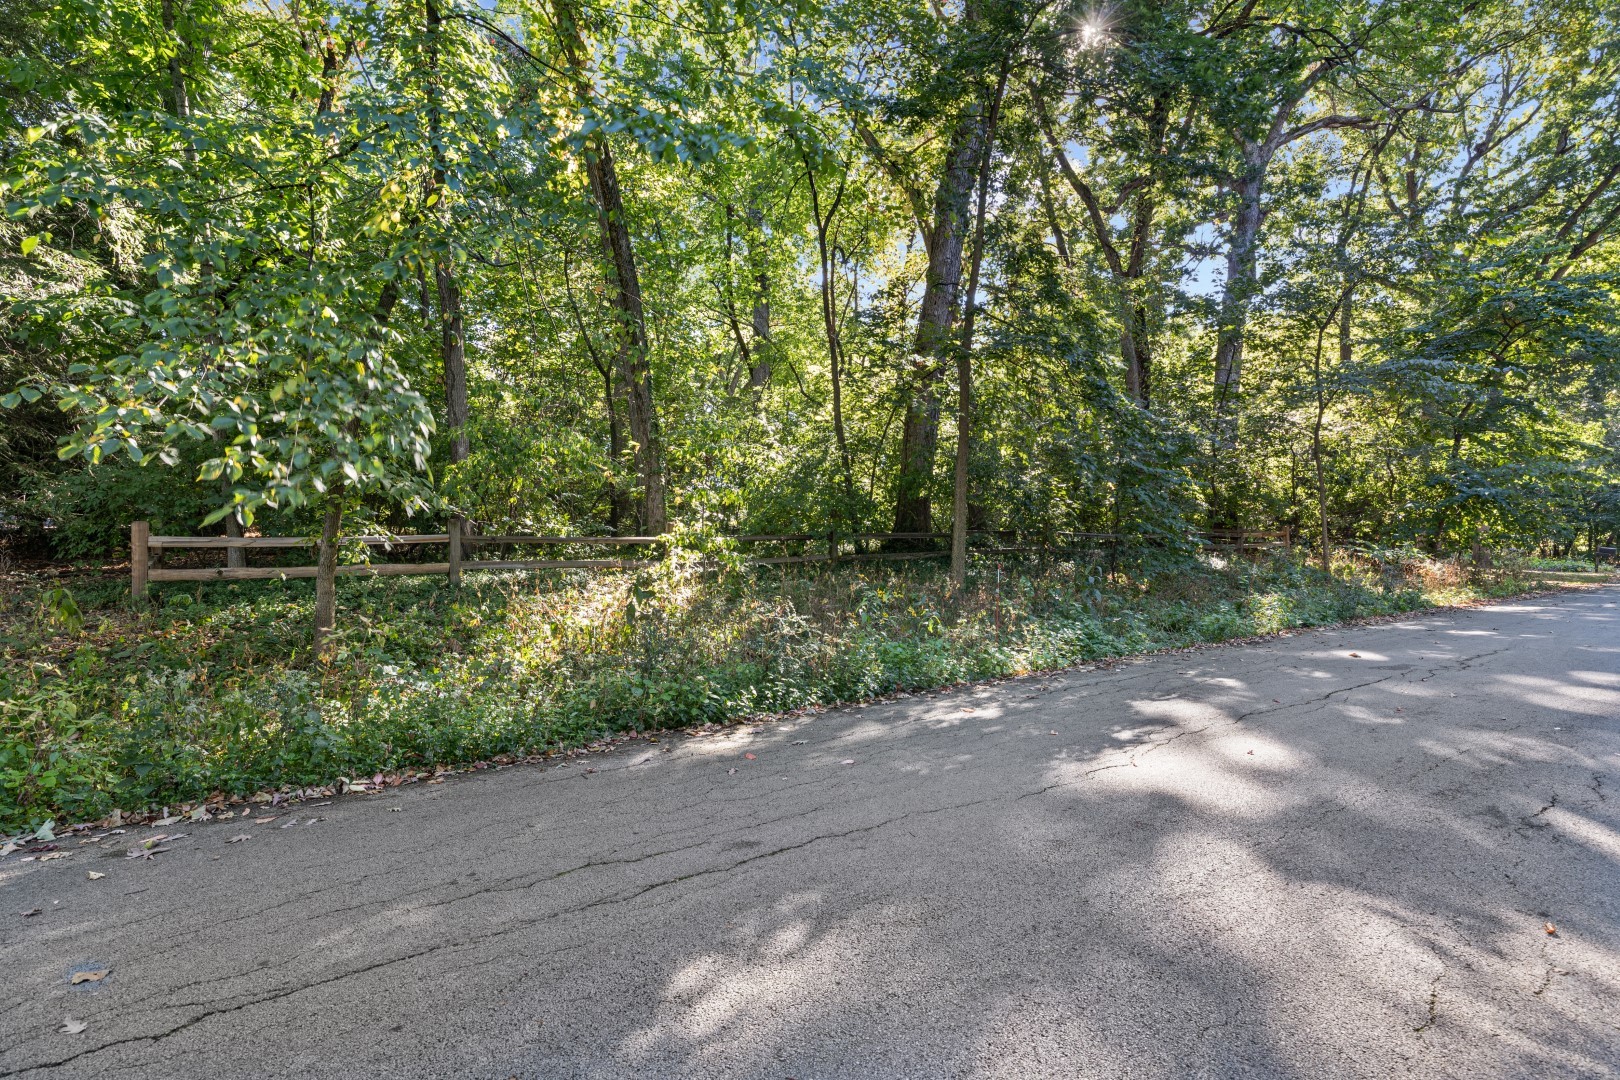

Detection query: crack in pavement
xmin=3 ymin=795 xmax=1002 ymax=1076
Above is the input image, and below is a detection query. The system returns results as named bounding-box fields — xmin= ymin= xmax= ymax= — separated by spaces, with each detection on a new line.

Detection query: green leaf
xmin=20 ymin=235 xmax=40 ymax=256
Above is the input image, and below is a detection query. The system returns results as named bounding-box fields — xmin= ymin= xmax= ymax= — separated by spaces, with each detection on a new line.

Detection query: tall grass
xmin=0 ymin=550 xmax=1563 ymax=833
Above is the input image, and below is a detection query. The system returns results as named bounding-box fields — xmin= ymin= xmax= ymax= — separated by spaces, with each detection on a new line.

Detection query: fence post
xmin=131 ymin=520 xmax=150 ymax=602
xmin=448 ymin=517 xmax=462 ymax=588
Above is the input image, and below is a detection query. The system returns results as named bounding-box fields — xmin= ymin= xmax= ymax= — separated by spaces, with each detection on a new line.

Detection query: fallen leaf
xmin=224 ymin=834 xmax=250 ymax=844
xmin=86 ymin=872 xmax=105 ymax=881
xmin=59 ymin=1018 xmax=87 ymax=1034
xmin=0 ymin=842 xmax=16 ymax=858
xmin=279 ymin=819 xmax=299 ymax=829
xmin=126 ymin=846 xmax=170 ymax=860
xmin=38 ymin=852 xmax=70 ymax=862
xmin=792 ymin=740 xmax=807 ymax=745
xmin=1049 ymin=730 xmax=1059 ymax=736
xmin=727 ymin=768 xmax=737 ymax=775
xmin=70 ymin=969 xmax=109 ymax=985
xmin=840 ymin=759 xmax=856 ymax=765
xmin=1545 ymin=922 xmax=1558 ymax=936
xmin=33 ymin=821 xmax=56 ymax=842
xmin=152 ymin=816 xmax=182 ymax=827
xmin=188 ymin=806 xmax=209 ymax=822
xmin=254 ymin=816 xmax=277 ymax=824
xmin=744 ymin=753 xmax=756 ymax=760
xmin=21 ymin=908 xmax=41 ymax=917
xmin=1348 ymin=653 xmax=1361 ymax=658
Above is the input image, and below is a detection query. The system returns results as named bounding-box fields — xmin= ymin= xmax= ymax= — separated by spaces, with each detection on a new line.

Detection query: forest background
xmin=1 ymin=0 xmax=1617 ymax=830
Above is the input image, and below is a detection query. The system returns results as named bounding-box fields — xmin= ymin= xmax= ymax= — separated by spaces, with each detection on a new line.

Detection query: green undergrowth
xmin=0 ymin=551 xmax=1573 ymax=833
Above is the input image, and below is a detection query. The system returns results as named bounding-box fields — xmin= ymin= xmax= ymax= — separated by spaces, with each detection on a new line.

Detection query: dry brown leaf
xmin=86 ymin=872 xmax=105 ymax=881
xmin=21 ymin=908 xmax=41 ymax=917
xmin=38 ymin=852 xmax=70 ymax=862
xmin=744 ymin=753 xmax=756 ymax=760
xmin=59 ymin=1017 xmax=88 ymax=1035
xmin=254 ymin=816 xmax=277 ymax=824
xmin=1545 ymin=922 xmax=1558 ymax=936
xmin=1348 ymin=652 xmax=1362 ymax=658
xmin=70 ymin=969 xmax=109 ymax=985
xmin=225 ymin=834 xmax=250 ymax=844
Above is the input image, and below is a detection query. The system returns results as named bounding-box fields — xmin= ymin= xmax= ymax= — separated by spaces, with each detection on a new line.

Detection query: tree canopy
xmin=4 ymin=0 xmax=1618 ymax=582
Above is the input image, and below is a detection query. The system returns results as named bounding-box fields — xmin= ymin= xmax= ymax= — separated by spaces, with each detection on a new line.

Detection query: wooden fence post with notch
xmin=448 ymin=517 xmax=462 ymax=588
xmin=131 ymin=520 xmax=150 ymax=602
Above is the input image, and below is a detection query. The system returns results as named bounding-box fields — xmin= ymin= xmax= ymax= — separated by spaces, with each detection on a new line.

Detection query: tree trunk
xmin=951 ymin=57 xmax=1010 ymax=588
xmin=436 ymin=265 xmax=469 ymax=463
xmin=894 ymin=109 xmax=985 ymax=537
xmin=160 ymin=0 xmax=189 ymax=119
xmin=313 ymin=492 xmax=343 ymax=656
xmin=805 ymin=160 xmax=858 ymax=532
xmin=746 ymin=204 xmax=772 ymax=389
xmin=1212 ymin=166 xmax=1266 ymax=414
xmin=426 ymin=0 xmax=469 ymax=467
xmin=551 ymin=0 xmax=666 ymax=533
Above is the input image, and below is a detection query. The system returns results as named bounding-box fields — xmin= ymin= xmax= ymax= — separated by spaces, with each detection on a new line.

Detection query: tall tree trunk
xmin=563 ymin=253 xmax=631 ymax=531
xmin=160 ymin=0 xmax=189 ymax=118
xmin=1034 ymin=143 xmax=1071 ymax=267
xmin=894 ymin=111 xmax=986 ymax=537
xmin=805 ymin=159 xmax=858 ymax=533
xmin=436 ymin=266 xmax=469 ymax=462
xmin=1212 ymin=165 xmax=1265 ymax=413
xmin=313 ymin=490 xmax=344 ymax=656
xmin=951 ymin=57 xmax=1010 ymax=588
xmin=552 ymin=0 xmax=666 ymax=533
xmin=746 ymin=204 xmax=772 ymax=389
xmin=426 ymin=0 xmax=469 ymax=466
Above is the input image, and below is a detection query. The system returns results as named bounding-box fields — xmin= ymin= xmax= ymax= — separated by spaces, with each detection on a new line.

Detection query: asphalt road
xmin=3 ymin=587 xmax=1619 ymax=1079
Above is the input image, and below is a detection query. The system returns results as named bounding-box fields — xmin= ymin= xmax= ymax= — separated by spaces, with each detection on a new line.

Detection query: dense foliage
xmin=3 ymin=0 xmax=1617 ymax=571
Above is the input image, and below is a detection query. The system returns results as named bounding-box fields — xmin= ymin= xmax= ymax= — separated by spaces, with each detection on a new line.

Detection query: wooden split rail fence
xmin=128 ymin=520 xmax=1289 ymax=598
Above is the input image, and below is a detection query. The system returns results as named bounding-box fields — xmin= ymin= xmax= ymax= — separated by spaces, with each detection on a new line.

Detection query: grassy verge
xmin=0 ymin=550 xmax=1587 ymax=833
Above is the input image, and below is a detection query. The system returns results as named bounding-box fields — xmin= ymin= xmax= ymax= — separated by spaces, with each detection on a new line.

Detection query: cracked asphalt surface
xmin=3 ymin=587 xmax=1619 ymax=1079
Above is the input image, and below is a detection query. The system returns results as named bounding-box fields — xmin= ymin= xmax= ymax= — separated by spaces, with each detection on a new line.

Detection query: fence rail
xmin=128 ymin=520 xmax=1289 ymax=598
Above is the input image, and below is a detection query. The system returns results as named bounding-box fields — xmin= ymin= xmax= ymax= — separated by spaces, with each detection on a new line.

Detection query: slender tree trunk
xmin=1034 ymin=144 xmax=1071 ymax=268
xmin=436 ymin=266 xmax=469 ymax=462
xmin=161 ymin=0 xmax=189 ymax=118
xmin=951 ymin=57 xmax=1009 ymax=588
xmin=746 ymin=204 xmax=772 ymax=389
xmin=805 ymin=160 xmax=858 ymax=532
xmin=313 ymin=491 xmax=344 ymax=656
xmin=563 ymin=254 xmax=632 ymax=531
xmin=1310 ymin=307 xmax=1335 ymax=575
xmin=551 ymin=0 xmax=665 ymax=533
xmin=426 ymin=0 xmax=469 ymax=466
